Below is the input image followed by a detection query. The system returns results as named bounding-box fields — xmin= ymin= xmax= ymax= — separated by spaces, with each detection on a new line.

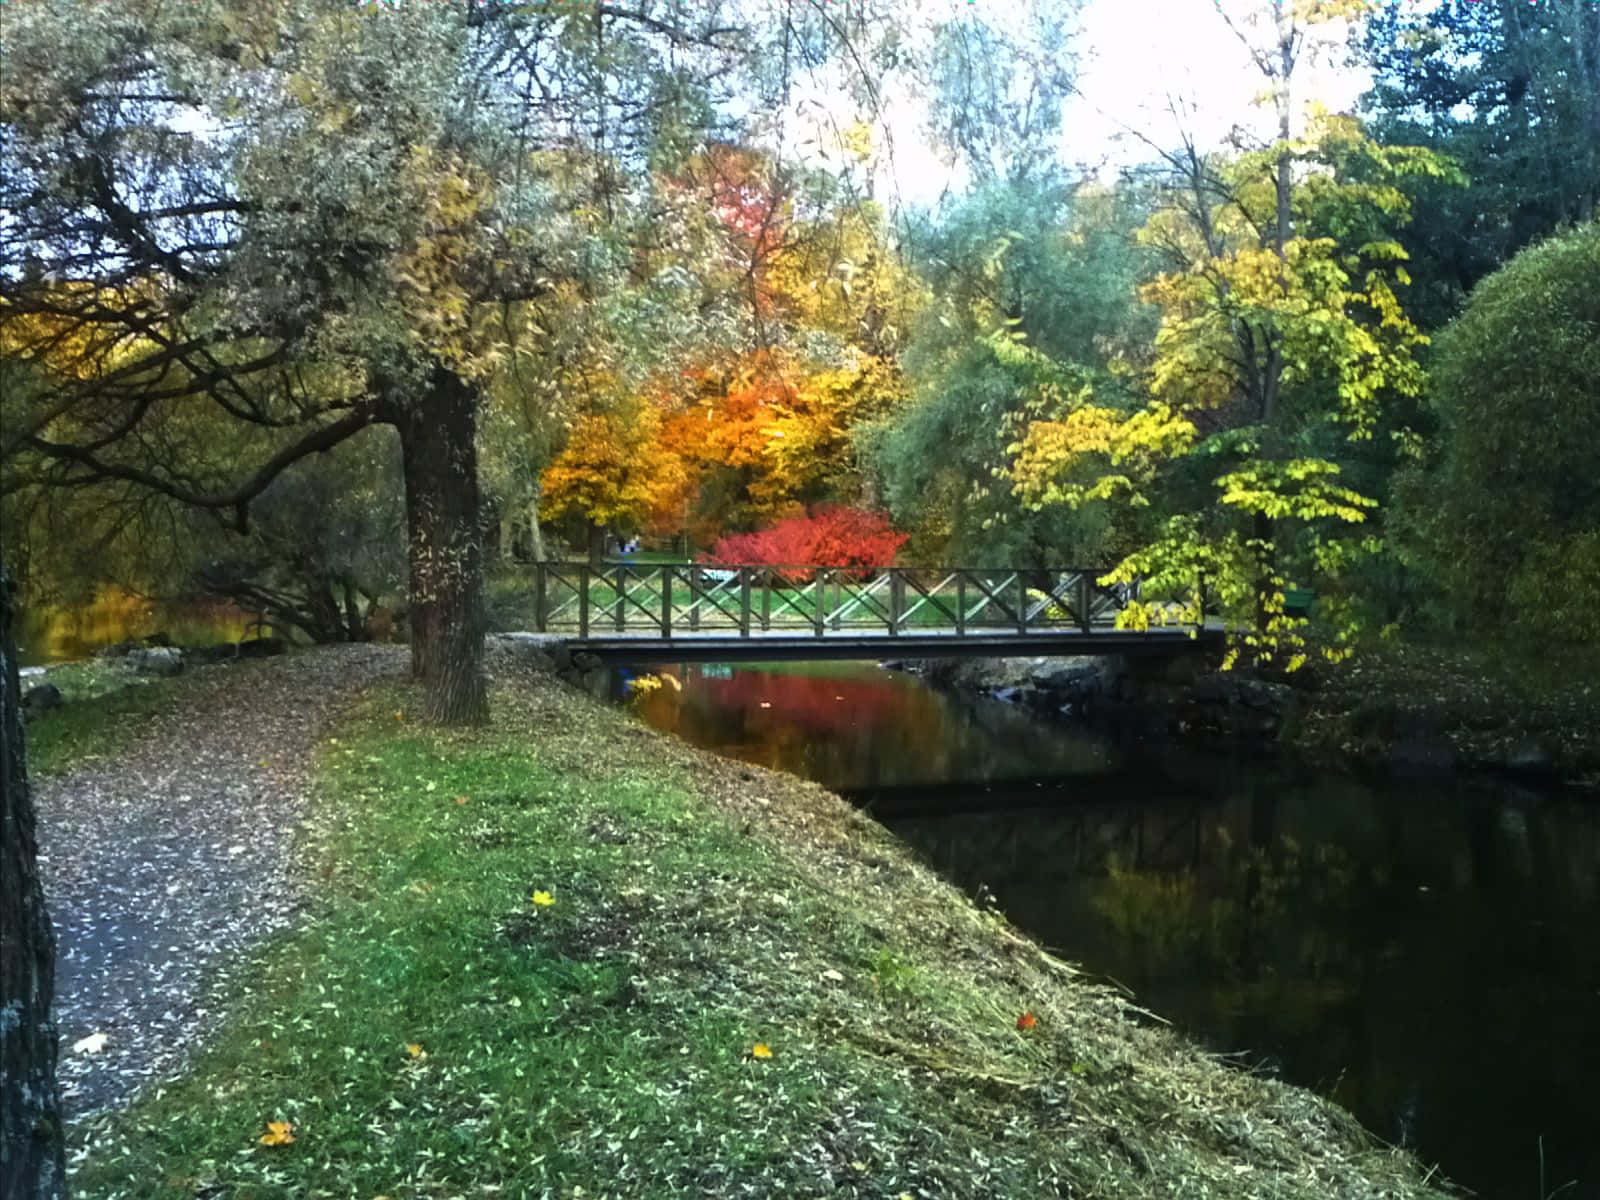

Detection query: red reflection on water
xmin=634 ymin=665 xmax=956 ymax=786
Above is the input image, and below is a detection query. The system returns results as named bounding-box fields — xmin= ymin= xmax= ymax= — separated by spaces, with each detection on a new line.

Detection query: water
xmin=16 ymin=588 xmax=260 ymax=666
xmin=621 ymin=660 xmax=1600 ymax=1199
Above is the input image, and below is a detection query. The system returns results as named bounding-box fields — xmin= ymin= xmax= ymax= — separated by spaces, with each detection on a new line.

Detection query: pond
xmin=15 ymin=587 xmax=261 ymax=667
xmin=615 ymin=659 xmax=1600 ymax=1200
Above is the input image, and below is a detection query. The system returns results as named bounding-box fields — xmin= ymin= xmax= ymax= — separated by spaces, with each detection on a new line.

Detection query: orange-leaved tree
xmin=540 ymin=393 xmax=689 ymax=563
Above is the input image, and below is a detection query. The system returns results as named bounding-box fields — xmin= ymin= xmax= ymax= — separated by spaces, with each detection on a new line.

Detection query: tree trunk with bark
xmin=0 ymin=566 xmax=67 ymax=1199
xmin=392 ymin=365 xmax=488 ymax=725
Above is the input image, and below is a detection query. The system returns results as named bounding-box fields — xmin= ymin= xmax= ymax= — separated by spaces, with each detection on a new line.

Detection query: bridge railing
xmin=531 ymin=563 xmax=1134 ymax=639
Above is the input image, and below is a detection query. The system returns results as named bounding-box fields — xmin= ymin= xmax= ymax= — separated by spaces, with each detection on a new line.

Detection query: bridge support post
xmin=534 ymin=562 xmax=547 ymax=632
xmin=1016 ymin=574 xmax=1027 ymax=634
xmin=956 ymin=573 xmax=966 ymax=636
xmin=614 ymin=565 xmax=625 ymax=632
xmin=813 ymin=569 xmax=825 ymax=637
xmin=739 ymin=569 xmax=752 ymax=638
xmin=889 ymin=570 xmax=903 ymax=636
xmin=1078 ymin=572 xmax=1091 ymax=634
xmin=579 ymin=566 xmax=590 ymax=640
xmin=661 ymin=565 xmax=673 ymax=637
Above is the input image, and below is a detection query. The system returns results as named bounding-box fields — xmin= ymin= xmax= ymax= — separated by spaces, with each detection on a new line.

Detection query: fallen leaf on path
xmin=1016 ymin=1012 xmax=1038 ymax=1031
xmin=530 ymin=890 xmax=556 ymax=907
xmin=750 ymin=1043 xmax=773 ymax=1060
xmin=72 ymin=1032 xmax=108 ymax=1054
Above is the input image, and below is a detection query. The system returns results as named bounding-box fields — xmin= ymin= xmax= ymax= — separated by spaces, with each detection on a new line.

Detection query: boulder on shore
xmin=22 ymin=681 xmax=63 ymax=715
xmin=129 ymin=646 xmax=184 ymax=676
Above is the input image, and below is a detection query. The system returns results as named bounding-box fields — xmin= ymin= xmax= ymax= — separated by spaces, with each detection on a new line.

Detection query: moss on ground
xmin=68 ymin=652 xmax=1451 ymax=1198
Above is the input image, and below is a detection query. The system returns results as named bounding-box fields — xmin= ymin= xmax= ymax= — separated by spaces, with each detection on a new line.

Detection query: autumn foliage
xmin=701 ymin=506 xmax=907 ymax=577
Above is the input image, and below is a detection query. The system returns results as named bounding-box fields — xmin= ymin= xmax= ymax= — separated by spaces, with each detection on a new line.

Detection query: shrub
xmin=1392 ymin=221 xmax=1600 ymax=639
xmin=701 ymin=506 xmax=908 ymax=580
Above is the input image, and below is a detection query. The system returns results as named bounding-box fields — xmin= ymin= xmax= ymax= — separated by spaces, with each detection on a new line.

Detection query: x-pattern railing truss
xmin=532 ymin=564 xmax=1136 ymax=640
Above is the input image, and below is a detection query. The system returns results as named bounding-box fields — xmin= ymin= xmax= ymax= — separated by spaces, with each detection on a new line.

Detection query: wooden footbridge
xmin=529 ymin=562 xmax=1218 ymax=663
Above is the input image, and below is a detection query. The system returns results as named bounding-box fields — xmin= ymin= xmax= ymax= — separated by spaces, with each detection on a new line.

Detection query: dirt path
xmin=33 ymin=645 xmax=406 ymax=1117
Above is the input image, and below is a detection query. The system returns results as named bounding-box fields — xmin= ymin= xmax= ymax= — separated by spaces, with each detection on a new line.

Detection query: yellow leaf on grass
xmin=530 ymin=890 xmax=556 ymax=907
xmin=405 ymin=1043 xmax=426 ymax=1059
xmin=258 ymin=1120 xmax=295 ymax=1146
xmin=750 ymin=1043 xmax=773 ymax=1060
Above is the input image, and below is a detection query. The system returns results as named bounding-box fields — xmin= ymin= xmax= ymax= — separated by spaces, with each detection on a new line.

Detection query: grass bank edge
xmin=69 ymin=658 xmax=1451 ymax=1199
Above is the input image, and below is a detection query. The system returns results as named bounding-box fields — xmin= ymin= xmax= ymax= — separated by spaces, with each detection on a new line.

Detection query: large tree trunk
xmin=393 ymin=365 xmax=488 ymax=725
xmin=0 ymin=568 xmax=67 ymax=1198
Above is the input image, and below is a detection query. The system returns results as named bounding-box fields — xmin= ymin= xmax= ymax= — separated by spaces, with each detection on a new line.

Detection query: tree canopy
xmin=1392 ymin=220 xmax=1600 ymax=638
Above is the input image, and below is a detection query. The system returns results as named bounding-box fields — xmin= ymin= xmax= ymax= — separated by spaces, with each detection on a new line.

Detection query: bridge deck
xmin=563 ymin=626 xmax=1218 ymax=663
xmin=528 ymin=562 xmax=1216 ymax=661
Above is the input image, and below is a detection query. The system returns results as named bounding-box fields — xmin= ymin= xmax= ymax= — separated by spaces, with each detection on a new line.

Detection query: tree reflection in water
xmin=617 ymin=660 xmax=1600 ymax=1199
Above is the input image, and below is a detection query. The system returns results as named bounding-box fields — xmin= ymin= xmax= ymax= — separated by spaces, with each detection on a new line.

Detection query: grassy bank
xmin=23 ymin=658 xmax=169 ymax=777
xmin=69 ymin=652 xmax=1447 ymax=1198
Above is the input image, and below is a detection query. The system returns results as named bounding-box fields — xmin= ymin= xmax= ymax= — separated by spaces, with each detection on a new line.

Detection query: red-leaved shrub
xmin=702 ymin=506 xmax=908 ymax=580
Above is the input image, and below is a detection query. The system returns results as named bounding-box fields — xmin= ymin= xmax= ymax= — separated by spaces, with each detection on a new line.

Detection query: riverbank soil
xmin=62 ymin=647 xmax=1446 ymax=1197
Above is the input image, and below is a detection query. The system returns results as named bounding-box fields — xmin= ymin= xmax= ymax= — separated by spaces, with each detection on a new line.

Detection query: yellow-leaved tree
xmin=1009 ymin=0 xmax=1458 ymax=668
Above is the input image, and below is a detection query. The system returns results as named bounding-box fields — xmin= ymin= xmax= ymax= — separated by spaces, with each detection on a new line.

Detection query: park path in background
xmin=32 ymin=645 xmax=406 ymax=1117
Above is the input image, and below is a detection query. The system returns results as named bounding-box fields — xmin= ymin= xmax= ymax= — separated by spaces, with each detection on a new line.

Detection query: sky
xmin=1064 ymin=0 xmax=1370 ymax=167
xmin=872 ymin=0 xmax=1373 ymax=206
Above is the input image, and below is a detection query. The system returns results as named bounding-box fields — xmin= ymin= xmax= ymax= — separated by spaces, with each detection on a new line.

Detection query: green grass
xmin=70 ymin=662 xmax=1448 ymax=1198
xmin=22 ymin=659 xmax=167 ymax=777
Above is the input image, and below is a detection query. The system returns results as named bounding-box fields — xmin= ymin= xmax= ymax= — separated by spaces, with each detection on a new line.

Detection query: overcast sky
xmin=874 ymin=0 xmax=1372 ymax=206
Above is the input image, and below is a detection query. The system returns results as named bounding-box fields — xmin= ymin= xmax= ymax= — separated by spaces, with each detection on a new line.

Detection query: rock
xmin=1189 ymin=672 xmax=1290 ymax=710
xmin=1502 ymin=740 xmax=1556 ymax=781
xmin=182 ymin=644 xmax=235 ymax=665
xmin=490 ymin=632 xmax=571 ymax=672
xmin=1015 ymin=685 xmax=1057 ymax=712
xmin=235 ymin=636 xmax=285 ymax=658
xmin=129 ymin=646 xmax=184 ymax=676
xmin=1388 ymin=733 xmax=1458 ymax=775
xmin=1161 ymin=653 xmax=1209 ymax=687
xmin=1029 ymin=663 xmax=1104 ymax=708
xmin=19 ymin=665 xmax=46 ymax=681
xmin=1174 ymin=672 xmax=1297 ymax=742
xmin=22 ymin=682 xmax=63 ymax=714
xmin=184 ymin=637 xmax=288 ymax=665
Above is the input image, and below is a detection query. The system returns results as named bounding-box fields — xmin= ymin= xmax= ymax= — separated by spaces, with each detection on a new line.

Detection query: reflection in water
xmin=623 ymin=661 xmax=1600 ymax=1199
xmin=17 ymin=587 xmax=259 ymax=666
xmin=629 ymin=661 xmax=1117 ymax=792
